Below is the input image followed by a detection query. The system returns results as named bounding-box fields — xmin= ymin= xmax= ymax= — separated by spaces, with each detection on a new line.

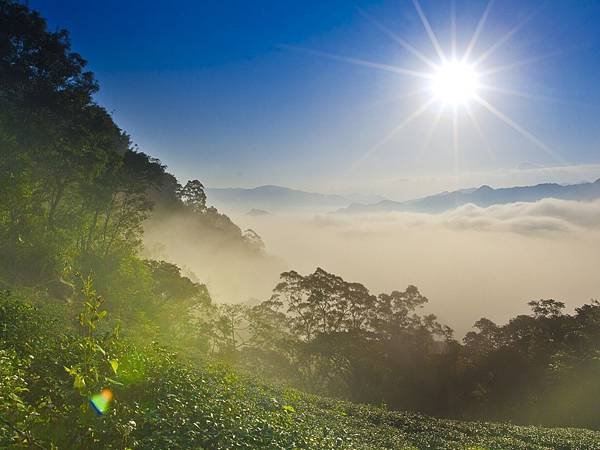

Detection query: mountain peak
xmin=336 ymin=179 xmax=600 ymax=214
xmin=253 ymin=185 xmax=289 ymax=192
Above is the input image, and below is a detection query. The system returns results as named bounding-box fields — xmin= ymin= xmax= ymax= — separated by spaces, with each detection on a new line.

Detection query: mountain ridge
xmin=206 ymin=185 xmax=386 ymax=212
xmin=338 ymin=178 xmax=600 ymax=214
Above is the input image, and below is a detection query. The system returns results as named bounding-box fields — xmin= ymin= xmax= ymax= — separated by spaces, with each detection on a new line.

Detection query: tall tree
xmin=178 ymin=180 xmax=207 ymax=213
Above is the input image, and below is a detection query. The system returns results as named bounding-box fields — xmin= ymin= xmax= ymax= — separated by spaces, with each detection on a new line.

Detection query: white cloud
xmin=442 ymin=199 xmax=600 ymax=234
xmin=314 ymin=198 xmax=600 ymax=236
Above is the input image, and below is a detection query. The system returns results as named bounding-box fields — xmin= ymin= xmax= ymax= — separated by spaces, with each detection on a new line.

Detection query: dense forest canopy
xmin=2 ymin=1 xmax=600 ymax=448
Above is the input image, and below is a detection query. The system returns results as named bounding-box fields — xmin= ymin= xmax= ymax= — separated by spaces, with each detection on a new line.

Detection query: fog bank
xmin=231 ymin=199 xmax=600 ymax=336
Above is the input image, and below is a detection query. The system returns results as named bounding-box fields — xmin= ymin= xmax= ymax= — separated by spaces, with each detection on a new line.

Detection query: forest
xmin=2 ymin=1 xmax=600 ymax=448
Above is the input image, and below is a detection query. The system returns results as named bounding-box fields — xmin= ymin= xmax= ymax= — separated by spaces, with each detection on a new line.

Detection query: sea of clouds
xmin=236 ymin=198 xmax=600 ymax=335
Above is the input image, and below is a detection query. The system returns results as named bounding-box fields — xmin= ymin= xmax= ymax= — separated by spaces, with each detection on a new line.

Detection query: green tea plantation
xmin=1 ymin=292 xmax=599 ymax=450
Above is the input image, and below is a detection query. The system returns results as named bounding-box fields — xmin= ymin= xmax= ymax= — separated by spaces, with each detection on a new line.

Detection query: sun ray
xmin=465 ymin=103 xmax=496 ymax=162
xmin=475 ymin=95 xmax=565 ymax=164
xmin=361 ymin=87 xmax=431 ymax=111
xmin=279 ymin=45 xmax=433 ymax=79
xmin=412 ymin=103 xmax=445 ymax=167
xmin=481 ymin=48 xmax=569 ymax=76
xmin=462 ymin=0 xmax=494 ymax=62
xmin=351 ymin=98 xmax=436 ymax=170
xmin=480 ymin=84 xmax=600 ymax=109
xmin=412 ymin=0 xmax=447 ymax=63
xmin=357 ymin=9 xmax=439 ymax=70
xmin=421 ymin=103 xmax=445 ymax=153
xmin=451 ymin=1 xmax=457 ymax=60
xmin=293 ymin=1 xmax=565 ymax=176
xmin=479 ymin=84 xmax=560 ymax=103
xmin=473 ymin=5 xmax=542 ymax=67
xmin=452 ymin=106 xmax=460 ymax=181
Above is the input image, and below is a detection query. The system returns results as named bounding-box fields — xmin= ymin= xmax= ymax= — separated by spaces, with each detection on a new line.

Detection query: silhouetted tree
xmin=178 ymin=180 xmax=207 ymax=213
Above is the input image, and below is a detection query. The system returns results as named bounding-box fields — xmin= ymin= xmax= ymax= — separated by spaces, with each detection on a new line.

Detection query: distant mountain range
xmin=338 ymin=179 xmax=600 ymax=214
xmin=246 ymin=208 xmax=270 ymax=216
xmin=206 ymin=185 xmax=386 ymax=213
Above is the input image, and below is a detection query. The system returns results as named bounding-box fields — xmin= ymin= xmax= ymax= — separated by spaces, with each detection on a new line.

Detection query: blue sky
xmin=31 ymin=0 xmax=600 ymax=198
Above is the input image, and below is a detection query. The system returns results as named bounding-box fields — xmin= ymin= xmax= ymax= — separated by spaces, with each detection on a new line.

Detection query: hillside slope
xmin=2 ymin=293 xmax=600 ymax=450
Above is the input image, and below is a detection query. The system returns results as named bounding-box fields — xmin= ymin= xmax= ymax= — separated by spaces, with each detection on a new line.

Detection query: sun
xmin=431 ymin=60 xmax=480 ymax=106
xmin=290 ymin=0 xmax=561 ymax=165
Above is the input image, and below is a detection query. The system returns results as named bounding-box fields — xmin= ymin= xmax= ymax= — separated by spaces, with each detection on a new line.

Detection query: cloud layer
xmin=235 ymin=199 xmax=600 ymax=336
xmin=311 ymin=198 xmax=600 ymax=235
xmin=443 ymin=198 xmax=600 ymax=234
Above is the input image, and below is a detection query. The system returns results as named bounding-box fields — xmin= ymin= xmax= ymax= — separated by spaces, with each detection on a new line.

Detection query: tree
xmin=0 ymin=1 xmax=142 ymax=284
xmin=178 ymin=180 xmax=207 ymax=213
xmin=528 ymin=299 xmax=565 ymax=318
xmin=247 ymin=268 xmax=457 ymax=409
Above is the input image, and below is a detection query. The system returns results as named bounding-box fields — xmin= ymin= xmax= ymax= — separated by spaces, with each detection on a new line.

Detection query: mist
xmin=212 ymin=198 xmax=600 ymax=336
xmin=142 ymin=211 xmax=285 ymax=305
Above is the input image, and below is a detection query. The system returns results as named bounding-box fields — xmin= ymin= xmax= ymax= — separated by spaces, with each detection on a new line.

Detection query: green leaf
xmin=95 ymin=344 xmax=106 ymax=355
xmin=105 ymin=376 xmax=124 ymax=386
xmin=110 ymin=359 xmax=119 ymax=374
xmin=73 ymin=374 xmax=86 ymax=390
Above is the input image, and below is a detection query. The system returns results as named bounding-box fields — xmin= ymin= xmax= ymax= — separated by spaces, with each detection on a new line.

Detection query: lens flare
xmin=89 ymin=388 xmax=113 ymax=415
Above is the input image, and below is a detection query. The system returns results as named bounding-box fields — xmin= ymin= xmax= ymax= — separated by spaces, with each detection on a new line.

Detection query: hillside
xmin=2 ymin=292 xmax=600 ymax=450
xmin=142 ymin=176 xmax=283 ymax=304
xmin=339 ymin=179 xmax=600 ymax=214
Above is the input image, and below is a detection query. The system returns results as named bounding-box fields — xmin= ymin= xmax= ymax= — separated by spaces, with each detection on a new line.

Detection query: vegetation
xmin=2 ymin=1 xmax=600 ymax=448
xmin=3 ymin=290 xmax=600 ymax=450
xmin=210 ymin=268 xmax=600 ymax=430
xmin=0 ymin=0 xmax=260 ymax=336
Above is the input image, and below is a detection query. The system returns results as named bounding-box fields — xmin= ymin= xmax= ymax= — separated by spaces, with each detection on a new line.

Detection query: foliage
xmin=207 ymin=268 xmax=600 ymax=430
xmin=231 ymin=268 xmax=456 ymax=408
xmin=178 ymin=179 xmax=208 ymax=214
xmin=0 ymin=0 xmax=261 ymax=339
xmin=2 ymin=291 xmax=600 ymax=450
